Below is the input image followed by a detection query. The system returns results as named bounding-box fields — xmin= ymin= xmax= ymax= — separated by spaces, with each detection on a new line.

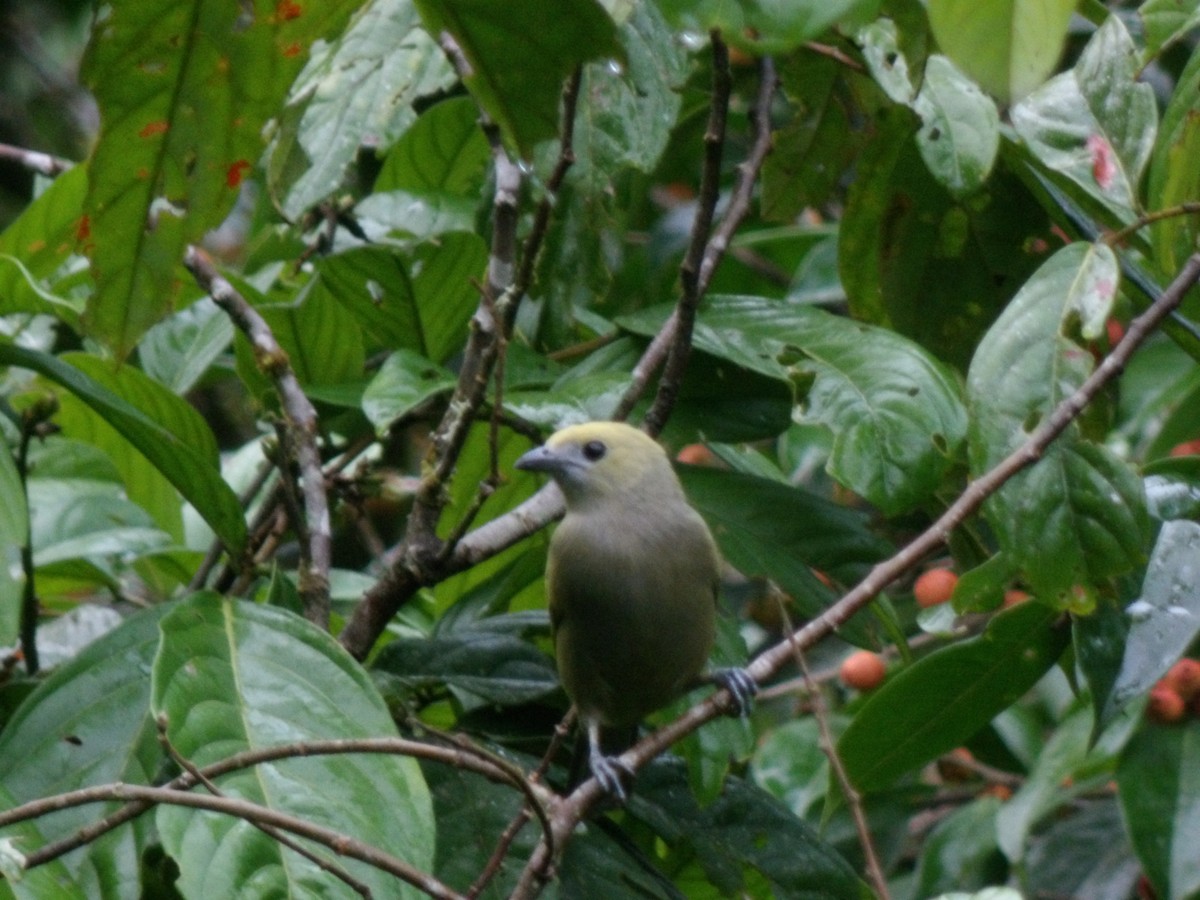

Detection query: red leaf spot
xmin=26 ymin=239 xmax=47 ymax=254
xmin=226 ymin=159 xmax=252 ymax=189
xmin=75 ymin=215 xmax=91 ymax=241
xmin=139 ymin=120 xmax=170 ymax=139
xmin=282 ymin=41 xmax=303 ymax=57
xmin=276 ymin=0 xmax=302 ymax=20
xmin=1087 ymin=134 xmax=1116 ymax=190
xmin=137 ymin=167 xmax=150 ymax=180
xmin=1095 ymin=278 xmax=1115 ymax=299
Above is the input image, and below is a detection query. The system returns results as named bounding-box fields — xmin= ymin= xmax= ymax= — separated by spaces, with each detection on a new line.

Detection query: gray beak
xmin=515 ymin=444 xmax=560 ymax=473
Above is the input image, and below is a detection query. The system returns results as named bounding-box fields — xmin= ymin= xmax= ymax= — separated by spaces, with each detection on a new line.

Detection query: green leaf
xmin=137 ymin=298 xmax=235 ymax=395
xmin=315 ymin=233 xmax=487 ymax=364
xmin=658 ymin=0 xmax=881 ymax=55
xmin=1117 ymin=721 xmax=1200 ymax=900
xmin=1141 ymin=0 xmax=1200 ymax=59
xmin=412 ymin=0 xmax=622 ymax=157
xmin=0 ymin=164 xmax=88 ymax=322
xmin=678 ymin=465 xmax=891 ymax=625
xmin=152 ymin=594 xmax=434 ymax=899
xmin=268 ymin=0 xmax=455 ymax=220
xmin=80 ymin=0 xmax=355 ymax=356
xmin=0 ymin=606 xmax=170 ymax=892
xmin=839 ymin=112 xmax=1056 ymax=370
xmin=375 ymin=96 xmax=490 ymax=195
xmin=0 ymin=344 xmax=246 ymax=553
xmin=361 ymin=350 xmax=454 ymax=433
xmin=752 ymin=718 xmax=831 ymax=819
xmin=372 ymin=632 xmax=559 ymax=706
xmin=927 ymin=0 xmax=1075 ymax=103
xmin=0 ymin=436 xmax=26 ymax=648
xmin=1011 ymin=17 xmax=1157 ymax=224
xmin=968 ymin=242 xmax=1149 ymax=598
xmin=912 ymin=55 xmax=999 ymax=198
xmin=912 ymin=796 xmax=1005 ymax=897
xmin=0 ymin=781 xmax=89 ymax=900
xmin=627 ymin=761 xmax=868 ymax=899
xmin=839 ymin=602 xmax=1070 ymax=792
xmin=1147 ymin=40 xmax=1200 ymax=295
xmin=620 ymin=295 xmax=969 ymax=514
xmin=1105 ymin=521 xmax=1200 ymax=720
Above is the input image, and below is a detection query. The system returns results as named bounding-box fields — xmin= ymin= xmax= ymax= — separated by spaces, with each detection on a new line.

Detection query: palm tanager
xmin=516 ymin=421 xmax=755 ymax=798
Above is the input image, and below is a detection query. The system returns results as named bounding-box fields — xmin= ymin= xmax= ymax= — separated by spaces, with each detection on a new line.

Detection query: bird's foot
xmin=711 ymin=667 xmax=758 ymax=717
xmin=589 ymin=751 xmax=633 ymax=801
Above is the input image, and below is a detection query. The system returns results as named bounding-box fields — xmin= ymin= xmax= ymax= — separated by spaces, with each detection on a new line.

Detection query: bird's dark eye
xmin=582 ymin=440 xmax=607 ymax=461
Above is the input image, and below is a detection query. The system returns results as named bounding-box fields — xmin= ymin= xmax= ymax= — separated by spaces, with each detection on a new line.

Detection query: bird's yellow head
xmin=515 ymin=421 xmax=683 ymax=510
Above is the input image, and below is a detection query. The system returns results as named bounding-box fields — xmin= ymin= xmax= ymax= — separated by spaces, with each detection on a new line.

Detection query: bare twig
xmin=782 ymin=615 xmax=888 ymax=898
xmin=155 ymin=717 xmax=373 ymax=899
xmin=4 ymin=782 xmax=463 ymax=899
xmin=1103 ymin=201 xmax=1200 ymax=248
xmin=184 ymin=245 xmax=332 ymax=628
xmin=0 ymin=142 xmax=73 ymax=176
xmin=642 ymin=31 xmax=732 ymax=436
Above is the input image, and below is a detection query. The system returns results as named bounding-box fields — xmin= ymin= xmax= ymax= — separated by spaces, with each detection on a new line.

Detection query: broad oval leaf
xmin=839 ymin=602 xmax=1070 ymax=792
xmin=913 ymin=55 xmax=999 ymax=198
xmin=928 ymin=0 xmax=1075 ymax=103
xmin=968 ymin=242 xmax=1148 ymax=598
xmin=0 ymin=435 xmax=26 ymax=647
xmin=81 ymin=0 xmax=354 ymax=356
xmin=362 ymin=350 xmax=454 ymax=434
xmin=620 ymin=295 xmax=969 ymax=515
xmin=413 ymin=0 xmax=621 ymax=157
xmin=0 ymin=344 xmax=246 ymax=553
xmin=152 ymin=594 xmax=434 ymax=900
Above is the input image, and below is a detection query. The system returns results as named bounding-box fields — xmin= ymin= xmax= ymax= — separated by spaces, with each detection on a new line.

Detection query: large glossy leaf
xmin=80 ymin=0 xmax=355 ymax=357
xmin=152 ymin=594 xmax=434 ymax=899
xmin=0 ymin=606 xmax=170 ymax=896
xmin=627 ymin=294 xmax=968 ymax=514
xmin=0 ymin=345 xmax=246 ymax=553
xmin=1104 ymin=521 xmax=1200 ymax=721
xmin=361 ymin=350 xmax=454 ymax=433
xmin=1011 ymin=16 xmax=1157 ymax=224
xmin=967 ymin=243 xmax=1149 ymax=599
xmin=1118 ymin=721 xmax=1200 ymax=900
xmin=412 ymin=0 xmax=621 ymax=157
xmin=0 ymin=783 xmax=89 ymax=900
xmin=839 ymin=602 xmax=1070 ymax=792
xmin=911 ymin=796 xmax=1004 ymax=897
xmin=137 ymin=298 xmax=235 ymax=395
xmin=1141 ymin=0 xmax=1200 ymax=59
xmin=927 ymin=0 xmax=1075 ymax=103
xmin=267 ymin=0 xmax=455 ymax=220
xmin=0 ymin=164 xmax=88 ymax=322
xmin=657 ymin=0 xmax=880 ymax=55
xmin=678 ymin=465 xmax=892 ymax=623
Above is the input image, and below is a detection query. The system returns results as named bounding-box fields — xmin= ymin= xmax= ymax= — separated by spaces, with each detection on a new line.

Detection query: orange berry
xmin=914 ymin=568 xmax=958 ymax=608
xmin=1165 ymin=658 xmax=1200 ymax=702
xmin=1169 ymin=439 xmax=1200 ymax=457
xmin=981 ymin=783 xmax=1013 ymax=802
xmin=1147 ymin=685 xmax=1186 ymax=723
xmin=839 ymin=650 xmax=887 ymax=691
xmin=1106 ymin=318 xmax=1125 ymax=347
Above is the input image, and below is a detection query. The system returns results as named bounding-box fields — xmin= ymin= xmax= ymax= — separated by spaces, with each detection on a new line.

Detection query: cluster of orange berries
xmin=1147 ymin=658 xmax=1200 ymax=723
xmin=838 ymin=567 xmax=1031 ymax=693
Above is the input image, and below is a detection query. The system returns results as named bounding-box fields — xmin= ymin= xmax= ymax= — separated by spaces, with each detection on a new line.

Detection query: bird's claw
xmin=712 ymin=667 xmax=758 ymax=717
xmin=590 ymin=752 xmax=633 ymax=801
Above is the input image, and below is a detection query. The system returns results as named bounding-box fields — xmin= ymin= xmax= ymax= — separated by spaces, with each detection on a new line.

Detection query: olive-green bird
xmin=516 ymin=421 xmax=755 ymax=798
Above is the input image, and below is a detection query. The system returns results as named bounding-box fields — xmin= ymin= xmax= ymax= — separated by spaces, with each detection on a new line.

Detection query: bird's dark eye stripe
xmin=582 ymin=440 xmax=606 ymax=461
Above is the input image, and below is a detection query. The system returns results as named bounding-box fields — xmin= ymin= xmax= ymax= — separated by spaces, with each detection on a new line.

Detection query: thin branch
xmin=15 ymin=402 xmax=56 ymax=675
xmin=0 ymin=142 xmax=73 ymax=176
xmin=509 ymin=247 xmax=1200 ymax=898
xmin=155 ymin=717 xmax=373 ymax=899
xmin=184 ymin=245 xmax=331 ymax=628
xmin=1103 ymin=201 xmax=1200 ymax=248
xmin=17 ymin=736 xmax=535 ymax=869
xmin=615 ymin=52 xmax=778 ymax=424
xmin=339 ymin=51 xmax=586 ymax=661
xmin=5 ymin=782 xmax=463 ymax=900
xmin=782 ymin=615 xmax=888 ymax=898
xmin=642 ymin=31 xmax=732 ymax=436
